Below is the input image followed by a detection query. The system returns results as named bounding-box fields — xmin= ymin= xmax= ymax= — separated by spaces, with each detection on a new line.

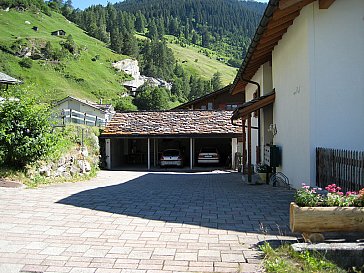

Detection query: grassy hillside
xmin=0 ymin=10 xmax=128 ymax=103
xmin=0 ymin=9 xmax=237 ymax=105
xmin=166 ymin=38 xmax=237 ymax=85
xmin=135 ymin=34 xmax=237 ymax=85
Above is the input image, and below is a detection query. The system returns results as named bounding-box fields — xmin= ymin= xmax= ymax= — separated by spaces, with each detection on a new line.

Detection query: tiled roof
xmin=101 ymin=110 xmax=242 ymax=137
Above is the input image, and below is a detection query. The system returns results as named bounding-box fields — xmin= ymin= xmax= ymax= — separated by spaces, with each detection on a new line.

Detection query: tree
xmin=147 ymin=20 xmax=158 ymax=40
xmin=191 ymin=31 xmax=199 ymax=45
xmin=203 ymin=80 xmax=213 ymax=95
xmin=0 ymin=91 xmax=56 ymax=167
xmin=211 ymin=72 xmax=223 ymax=90
xmin=169 ymin=17 xmax=179 ymax=35
xmin=61 ymin=34 xmax=77 ymax=54
xmin=135 ymin=10 xmax=145 ymax=33
xmin=122 ymin=33 xmax=139 ymax=57
xmin=48 ymin=0 xmax=62 ymax=10
xmin=65 ymin=0 xmax=73 ymax=9
xmin=110 ymin=29 xmax=123 ymax=54
xmin=113 ymin=96 xmax=137 ymax=111
xmin=133 ymin=85 xmax=169 ymax=110
xmin=201 ymin=29 xmax=212 ymax=48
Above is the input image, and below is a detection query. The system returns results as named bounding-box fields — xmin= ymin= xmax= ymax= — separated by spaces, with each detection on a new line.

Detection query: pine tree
xmin=211 ymin=72 xmax=223 ymax=90
xmin=135 ymin=10 xmax=145 ymax=33
xmin=110 ymin=29 xmax=123 ymax=54
xmin=147 ymin=20 xmax=158 ymax=40
xmin=122 ymin=33 xmax=139 ymax=57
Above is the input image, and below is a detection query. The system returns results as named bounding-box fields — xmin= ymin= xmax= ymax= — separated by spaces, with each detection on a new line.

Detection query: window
xmin=225 ymin=104 xmax=238 ymax=110
xmin=207 ymin=102 xmax=213 ymax=110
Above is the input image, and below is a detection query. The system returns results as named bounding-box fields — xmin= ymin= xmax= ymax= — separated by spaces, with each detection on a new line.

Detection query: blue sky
xmin=73 ymin=0 xmax=269 ymax=10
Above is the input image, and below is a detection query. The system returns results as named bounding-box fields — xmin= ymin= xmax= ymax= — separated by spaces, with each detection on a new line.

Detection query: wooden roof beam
xmin=319 ymin=0 xmax=335 ymax=9
xmin=232 ymin=81 xmax=247 ymax=95
xmin=256 ymin=42 xmax=278 ymax=52
xmin=279 ymin=0 xmax=303 ymax=9
xmin=268 ymin=11 xmax=299 ymax=29
xmin=275 ymin=0 xmax=315 ymax=19
xmin=251 ymin=49 xmax=273 ymax=60
xmin=259 ymin=31 xmax=286 ymax=46
xmin=250 ymin=54 xmax=272 ymax=65
xmin=265 ymin=21 xmax=293 ymax=35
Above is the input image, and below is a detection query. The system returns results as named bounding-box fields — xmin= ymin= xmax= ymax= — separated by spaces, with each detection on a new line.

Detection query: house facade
xmin=231 ymin=0 xmax=364 ymax=188
xmin=53 ymin=96 xmax=115 ymax=126
xmin=174 ymin=85 xmax=243 ymax=111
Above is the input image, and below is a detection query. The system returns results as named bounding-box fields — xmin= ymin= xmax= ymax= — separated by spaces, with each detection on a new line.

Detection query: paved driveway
xmin=0 ymin=171 xmax=295 ymax=273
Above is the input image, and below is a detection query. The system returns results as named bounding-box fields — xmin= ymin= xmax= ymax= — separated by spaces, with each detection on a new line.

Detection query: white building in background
xmin=231 ymin=0 xmax=364 ymax=188
xmin=53 ymin=96 xmax=115 ymax=126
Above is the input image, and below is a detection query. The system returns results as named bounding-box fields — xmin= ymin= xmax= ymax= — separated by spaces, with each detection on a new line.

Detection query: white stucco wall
xmin=311 ymin=0 xmax=364 ymax=151
xmin=244 ymin=62 xmax=274 ymax=166
xmin=272 ymin=4 xmax=312 ymax=188
xmin=271 ymin=0 xmax=364 ymax=188
xmin=245 ymin=67 xmax=262 ymax=165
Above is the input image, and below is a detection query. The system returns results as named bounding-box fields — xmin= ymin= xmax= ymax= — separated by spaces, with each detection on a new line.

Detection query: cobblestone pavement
xmin=0 ymin=170 xmax=297 ymax=273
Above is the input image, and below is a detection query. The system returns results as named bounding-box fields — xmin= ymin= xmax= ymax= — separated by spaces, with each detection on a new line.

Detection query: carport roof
xmin=100 ymin=110 xmax=242 ymax=138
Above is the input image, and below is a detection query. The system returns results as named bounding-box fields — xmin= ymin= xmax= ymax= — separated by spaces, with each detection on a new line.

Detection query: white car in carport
xmin=197 ymin=147 xmax=220 ymax=164
xmin=160 ymin=149 xmax=184 ymax=167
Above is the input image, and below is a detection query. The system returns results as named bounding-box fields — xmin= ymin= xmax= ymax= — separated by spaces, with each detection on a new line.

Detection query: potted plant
xmin=290 ymin=184 xmax=364 ymax=242
xmin=256 ymin=163 xmax=270 ymax=183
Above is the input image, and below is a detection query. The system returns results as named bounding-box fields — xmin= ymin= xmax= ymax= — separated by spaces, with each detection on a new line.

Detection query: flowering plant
xmin=294 ymin=183 xmax=364 ymax=207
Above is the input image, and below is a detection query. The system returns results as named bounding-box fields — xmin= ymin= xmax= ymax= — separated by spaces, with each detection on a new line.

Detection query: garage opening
xmin=100 ymin=110 xmax=242 ymax=170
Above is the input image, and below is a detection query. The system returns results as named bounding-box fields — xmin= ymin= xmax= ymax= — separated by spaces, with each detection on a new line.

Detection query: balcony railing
xmin=55 ymin=109 xmax=107 ymax=127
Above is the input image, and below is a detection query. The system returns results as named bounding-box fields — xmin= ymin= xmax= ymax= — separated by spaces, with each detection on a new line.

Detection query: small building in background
xmin=51 ymin=29 xmax=66 ymax=36
xmin=173 ymin=85 xmax=242 ymax=111
xmin=0 ymin=72 xmax=22 ymax=90
xmin=53 ymin=96 xmax=115 ymax=127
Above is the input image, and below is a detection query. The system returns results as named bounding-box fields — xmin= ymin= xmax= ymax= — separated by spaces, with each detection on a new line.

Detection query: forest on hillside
xmin=0 ymin=0 xmax=265 ymax=110
xmin=68 ymin=0 xmax=265 ymax=66
xmin=63 ymin=0 xmax=265 ymax=108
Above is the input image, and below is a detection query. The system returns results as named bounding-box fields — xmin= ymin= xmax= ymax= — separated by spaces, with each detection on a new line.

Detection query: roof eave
xmin=173 ymin=85 xmax=232 ymax=110
xmin=230 ymin=0 xmax=279 ymax=95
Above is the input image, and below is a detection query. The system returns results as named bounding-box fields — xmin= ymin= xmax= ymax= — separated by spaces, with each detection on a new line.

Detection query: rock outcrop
xmin=112 ymin=59 xmax=172 ymax=93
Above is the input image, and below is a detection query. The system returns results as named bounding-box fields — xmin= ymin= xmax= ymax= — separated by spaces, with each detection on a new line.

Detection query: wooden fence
xmin=316 ymin=147 xmax=364 ymax=192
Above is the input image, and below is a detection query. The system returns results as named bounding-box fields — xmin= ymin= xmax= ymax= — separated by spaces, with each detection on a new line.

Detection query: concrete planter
xmin=290 ymin=202 xmax=364 ymax=242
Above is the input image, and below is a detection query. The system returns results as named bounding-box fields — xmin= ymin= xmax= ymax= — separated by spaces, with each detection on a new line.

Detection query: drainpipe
xmin=240 ymin=77 xmax=261 ymax=164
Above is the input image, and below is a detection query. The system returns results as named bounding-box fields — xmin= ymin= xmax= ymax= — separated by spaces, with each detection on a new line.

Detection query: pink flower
xmin=346 ymin=191 xmax=357 ymax=196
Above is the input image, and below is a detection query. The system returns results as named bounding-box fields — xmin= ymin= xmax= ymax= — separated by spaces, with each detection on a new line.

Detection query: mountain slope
xmin=115 ymin=0 xmax=266 ymax=59
xmin=165 ymin=38 xmax=236 ymax=85
xmin=0 ymin=9 xmax=128 ymax=103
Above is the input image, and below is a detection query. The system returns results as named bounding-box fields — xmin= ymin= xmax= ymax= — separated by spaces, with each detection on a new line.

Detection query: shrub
xmin=0 ymin=95 xmax=56 ymax=167
xmin=19 ymin=58 xmax=33 ymax=68
xmin=114 ymin=96 xmax=137 ymax=111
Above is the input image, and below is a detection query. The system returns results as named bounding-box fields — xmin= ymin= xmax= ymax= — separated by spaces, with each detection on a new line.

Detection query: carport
xmin=99 ymin=110 xmax=241 ymax=170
